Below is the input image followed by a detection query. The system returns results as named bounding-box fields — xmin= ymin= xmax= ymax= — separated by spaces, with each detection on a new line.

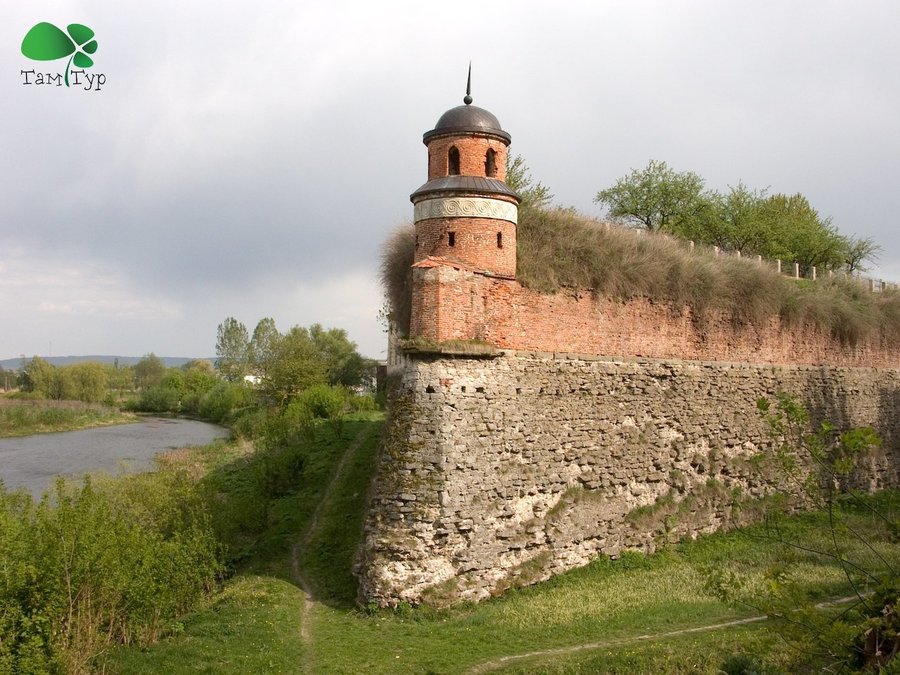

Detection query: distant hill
xmin=0 ymin=356 xmax=214 ymax=370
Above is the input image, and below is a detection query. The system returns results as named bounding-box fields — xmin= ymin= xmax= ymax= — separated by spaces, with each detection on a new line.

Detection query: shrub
xmin=199 ymin=382 xmax=251 ymax=423
xmin=0 ymin=472 xmax=222 ymax=673
xmin=137 ymin=385 xmax=181 ymax=413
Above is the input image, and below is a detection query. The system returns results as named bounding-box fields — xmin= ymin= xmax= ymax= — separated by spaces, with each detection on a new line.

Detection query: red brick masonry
xmin=410 ymin=265 xmax=900 ymax=368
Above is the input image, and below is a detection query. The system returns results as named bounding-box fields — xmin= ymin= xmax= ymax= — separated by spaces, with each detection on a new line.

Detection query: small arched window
xmin=485 ymin=148 xmax=497 ymax=177
xmin=448 ymin=146 xmax=460 ymax=175
xmin=497 ymin=232 xmax=503 ymax=248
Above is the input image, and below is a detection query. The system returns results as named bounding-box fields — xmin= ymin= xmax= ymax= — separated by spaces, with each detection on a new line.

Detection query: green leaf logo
xmin=21 ymin=22 xmax=99 ymax=87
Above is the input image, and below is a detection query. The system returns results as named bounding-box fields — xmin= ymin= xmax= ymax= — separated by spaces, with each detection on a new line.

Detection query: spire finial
xmin=463 ymin=62 xmax=473 ymax=105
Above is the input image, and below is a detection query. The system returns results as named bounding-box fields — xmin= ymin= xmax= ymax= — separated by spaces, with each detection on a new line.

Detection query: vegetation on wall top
xmin=382 ymin=205 xmax=900 ymax=346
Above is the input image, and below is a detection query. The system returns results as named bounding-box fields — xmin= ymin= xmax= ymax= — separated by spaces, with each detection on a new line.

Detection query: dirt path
xmin=464 ymin=615 xmax=767 ymax=674
xmin=466 ymin=594 xmax=858 ymax=673
xmin=290 ymin=424 xmax=374 ymax=669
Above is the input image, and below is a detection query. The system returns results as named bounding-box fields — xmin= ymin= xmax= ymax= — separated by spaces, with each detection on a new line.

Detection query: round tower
xmin=410 ymin=74 xmax=519 ymax=278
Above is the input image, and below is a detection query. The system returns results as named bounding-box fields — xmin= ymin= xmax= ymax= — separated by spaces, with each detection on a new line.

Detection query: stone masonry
xmin=358 ymin=352 xmax=899 ymax=606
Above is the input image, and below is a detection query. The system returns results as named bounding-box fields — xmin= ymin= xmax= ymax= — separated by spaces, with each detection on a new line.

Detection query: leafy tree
xmin=106 ymin=361 xmax=134 ymax=395
xmin=309 ymin=323 xmax=369 ymax=388
xmin=66 ymin=362 xmax=108 ymax=403
xmin=248 ymin=317 xmax=279 ymax=380
xmin=594 ymin=160 xmax=711 ymax=233
xmin=756 ymin=194 xmax=847 ymax=273
xmin=18 ymin=356 xmax=54 ymax=395
xmin=263 ymin=326 xmax=327 ymax=404
xmin=181 ymin=359 xmax=214 ymax=374
xmin=215 ymin=317 xmax=249 ymax=382
xmin=707 ymin=183 xmax=771 ymax=254
xmin=133 ymin=353 xmax=166 ymax=391
xmin=505 ymin=154 xmax=553 ymax=209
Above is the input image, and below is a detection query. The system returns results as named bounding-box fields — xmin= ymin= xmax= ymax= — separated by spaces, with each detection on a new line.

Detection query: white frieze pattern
xmin=414 ymin=197 xmax=518 ymax=224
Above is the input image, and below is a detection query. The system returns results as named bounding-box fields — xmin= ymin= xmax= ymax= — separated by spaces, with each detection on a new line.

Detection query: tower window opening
xmin=448 ymin=146 xmax=460 ymax=175
xmin=497 ymin=232 xmax=503 ymax=248
xmin=448 ymin=231 xmax=456 ymax=247
xmin=485 ymin=148 xmax=497 ymax=177
xmin=415 ymin=235 xmax=419 ymax=249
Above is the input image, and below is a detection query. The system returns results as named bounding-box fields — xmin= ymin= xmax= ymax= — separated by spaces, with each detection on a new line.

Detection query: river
xmin=0 ymin=417 xmax=230 ymax=498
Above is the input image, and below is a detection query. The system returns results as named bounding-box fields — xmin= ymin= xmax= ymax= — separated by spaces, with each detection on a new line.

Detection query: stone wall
xmin=358 ymin=351 xmax=900 ymax=606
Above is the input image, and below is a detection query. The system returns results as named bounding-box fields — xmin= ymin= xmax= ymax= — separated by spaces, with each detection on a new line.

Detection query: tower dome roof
xmin=423 ymin=102 xmax=511 ymax=144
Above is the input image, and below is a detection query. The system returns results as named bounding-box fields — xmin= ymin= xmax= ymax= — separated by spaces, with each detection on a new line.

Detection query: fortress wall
xmin=409 ymin=266 xmax=899 ymax=368
xmin=358 ymin=352 xmax=900 ymax=606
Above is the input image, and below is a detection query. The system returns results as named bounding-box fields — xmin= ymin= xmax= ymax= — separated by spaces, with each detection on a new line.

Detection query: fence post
xmin=869 ymin=279 xmax=876 ymax=292
xmin=811 ymin=266 xmax=817 ymax=281
xmin=713 ymin=246 xmax=720 ymax=256
xmin=756 ymin=255 xmax=762 ymax=265
xmin=793 ymin=262 xmax=800 ymax=279
xmin=776 ymin=259 xmax=782 ymax=274
xmin=689 ymin=240 xmax=694 ymax=252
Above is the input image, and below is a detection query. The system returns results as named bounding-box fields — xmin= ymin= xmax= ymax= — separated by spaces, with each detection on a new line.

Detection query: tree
xmin=66 ymin=362 xmax=108 ymax=403
xmin=594 ymin=160 xmax=711 ymax=233
xmin=309 ymin=323 xmax=368 ymax=388
xmin=263 ymin=327 xmax=328 ymax=404
xmin=505 ymin=154 xmax=553 ymax=209
xmin=708 ymin=183 xmax=772 ymax=254
xmin=18 ymin=356 xmax=54 ymax=395
xmin=757 ymin=194 xmax=847 ymax=273
xmin=215 ymin=317 xmax=249 ymax=382
xmin=248 ymin=317 xmax=280 ymax=381
xmin=133 ymin=353 xmax=166 ymax=390
xmin=843 ymin=235 xmax=881 ymax=274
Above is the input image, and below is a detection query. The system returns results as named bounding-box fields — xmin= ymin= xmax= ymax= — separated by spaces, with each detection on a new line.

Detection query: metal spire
xmin=464 ymin=62 xmax=473 ymax=105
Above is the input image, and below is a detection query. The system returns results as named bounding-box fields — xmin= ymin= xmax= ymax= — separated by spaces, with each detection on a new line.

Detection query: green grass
xmin=103 ymin=412 xmax=900 ymax=674
xmin=0 ymin=398 xmax=136 ymax=437
xmin=107 ymin=575 xmax=306 ymax=674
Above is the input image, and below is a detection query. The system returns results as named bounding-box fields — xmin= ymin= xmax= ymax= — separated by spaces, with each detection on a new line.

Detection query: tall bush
xmin=0 ymin=472 xmax=221 ymax=673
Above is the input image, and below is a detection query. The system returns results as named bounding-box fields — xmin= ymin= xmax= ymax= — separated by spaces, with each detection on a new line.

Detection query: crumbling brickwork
xmin=409 ymin=266 xmax=900 ymax=368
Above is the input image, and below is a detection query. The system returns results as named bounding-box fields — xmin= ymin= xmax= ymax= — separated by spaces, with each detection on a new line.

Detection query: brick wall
xmin=426 ymin=136 xmax=509 ymax=181
xmin=409 ymin=266 xmax=900 ymax=368
xmin=413 ymin=218 xmax=517 ymax=279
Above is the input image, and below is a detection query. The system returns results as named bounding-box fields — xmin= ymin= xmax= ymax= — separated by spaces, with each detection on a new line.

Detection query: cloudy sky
xmin=3 ymin=1 xmax=899 ymax=361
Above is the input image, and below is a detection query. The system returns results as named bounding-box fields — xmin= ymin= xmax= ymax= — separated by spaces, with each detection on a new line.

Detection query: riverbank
xmin=0 ymin=399 xmax=137 ymax=437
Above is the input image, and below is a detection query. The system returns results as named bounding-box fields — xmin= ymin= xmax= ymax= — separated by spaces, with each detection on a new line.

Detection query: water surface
xmin=0 ymin=417 xmax=229 ymax=498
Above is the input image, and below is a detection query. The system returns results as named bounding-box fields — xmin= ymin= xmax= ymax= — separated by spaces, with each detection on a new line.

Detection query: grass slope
xmin=106 ymin=413 xmax=900 ymax=674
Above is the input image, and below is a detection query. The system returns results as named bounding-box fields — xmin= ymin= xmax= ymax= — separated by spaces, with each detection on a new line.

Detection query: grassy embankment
xmin=105 ymin=411 xmax=900 ymax=674
xmin=0 ymin=398 xmax=136 ymax=437
xmin=382 ymin=206 xmax=900 ymax=345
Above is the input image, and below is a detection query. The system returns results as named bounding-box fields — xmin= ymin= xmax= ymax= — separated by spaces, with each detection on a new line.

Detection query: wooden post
xmin=793 ymin=263 xmax=800 ymax=279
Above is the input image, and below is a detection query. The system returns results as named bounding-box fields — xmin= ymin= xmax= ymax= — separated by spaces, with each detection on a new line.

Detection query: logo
xmin=20 ymin=22 xmax=105 ymax=90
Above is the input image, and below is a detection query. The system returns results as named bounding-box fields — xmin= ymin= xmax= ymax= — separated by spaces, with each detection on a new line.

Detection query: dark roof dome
xmin=423 ymin=102 xmax=511 ymax=144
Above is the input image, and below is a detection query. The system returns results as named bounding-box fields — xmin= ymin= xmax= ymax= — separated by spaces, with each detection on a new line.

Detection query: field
xmin=105 ymin=413 xmax=900 ymax=674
